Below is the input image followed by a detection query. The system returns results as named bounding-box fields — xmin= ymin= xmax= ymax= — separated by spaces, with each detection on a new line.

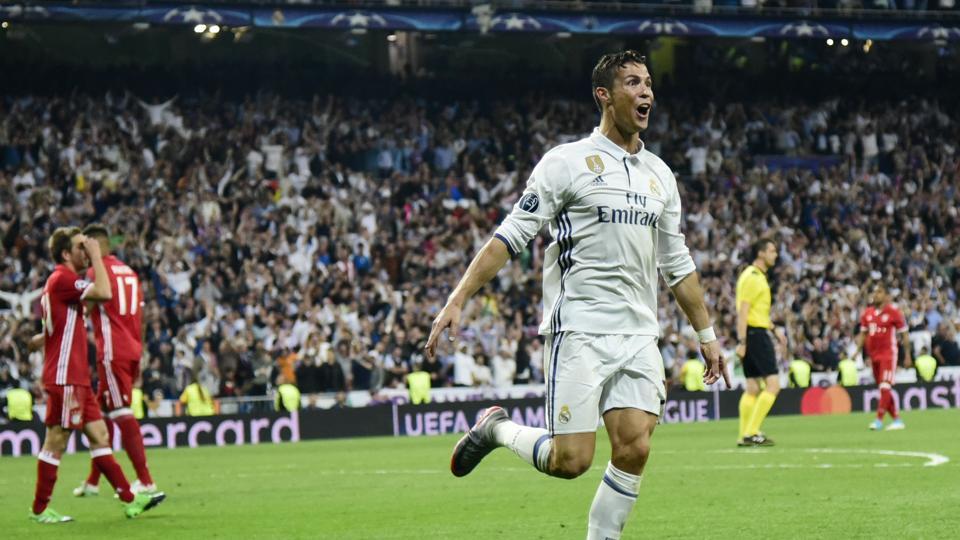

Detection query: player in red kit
xmin=72 ymin=224 xmax=159 ymax=498
xmin=855 ymin=283 xmax=911 ymax=431
xmin=29 ymin=227 xmax=165 ymax=524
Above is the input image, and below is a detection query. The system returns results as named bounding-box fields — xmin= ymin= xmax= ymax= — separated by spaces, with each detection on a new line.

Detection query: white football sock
xmin=587 ymin=461 xmax=641 ymax=540
xmin=492 ymin=421 xmax=552 ymax=473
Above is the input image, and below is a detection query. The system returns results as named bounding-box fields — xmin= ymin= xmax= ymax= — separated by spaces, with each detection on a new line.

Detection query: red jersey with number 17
xmin=41 ymin=264 xmax=93 ymax=386
xmin=87 ymin=255 xmax=144 ymax=363
xmin=860 ymin=304 xmax=907 ymax=361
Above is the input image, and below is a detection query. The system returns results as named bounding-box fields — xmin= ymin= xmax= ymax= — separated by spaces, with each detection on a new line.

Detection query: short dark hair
xmin=48 ymin=226 xmax=81 ymax=264
xmin=591 ymin=50 xmax=647 ymax=112
xmin=82 ymin=223 xmax=110 ymax=239
xmin=751 ymin=238 xmax=776 ymax=260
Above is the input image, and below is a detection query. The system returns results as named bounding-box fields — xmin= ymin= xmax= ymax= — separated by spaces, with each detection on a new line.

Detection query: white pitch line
xmin=712 ymin=447 xmax=950 ymax=467
xmin=208 ymin=448 xmax=950 ymax=479
xmin=803 ymin=448 xmax=950 ymax=467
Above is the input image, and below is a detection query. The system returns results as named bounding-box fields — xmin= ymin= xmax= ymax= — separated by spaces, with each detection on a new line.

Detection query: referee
xmin=735 ymin=238 xmax=779 ymax=447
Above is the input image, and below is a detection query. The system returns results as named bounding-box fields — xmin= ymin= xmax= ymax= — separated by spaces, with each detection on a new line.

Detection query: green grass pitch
xmin=2 ymin=409 xmax=959 ymax=538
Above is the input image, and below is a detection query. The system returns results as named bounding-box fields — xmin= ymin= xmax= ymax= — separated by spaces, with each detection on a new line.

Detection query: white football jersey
xmin=495 ymin=128 xmax=696 ymax=337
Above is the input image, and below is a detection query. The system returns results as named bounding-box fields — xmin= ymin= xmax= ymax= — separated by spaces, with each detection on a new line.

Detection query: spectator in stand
xmin=295 ymin=347 xmax=321 ymax=395
xmin=512 ymin=336 xmax=532 ymax=386
xmin=318 ymin=346 xmax=347 ymax=392
xmin=0 ymin=363 xmax=15 ymax=391
xmin=811 ymin=337 xmax=841 ymax=372
xmin=451 ymin=344 xmax=476 ymax=387
xmin=218 ymin=367 xmax=240 ymax=398
xmin=334 ymin=340 xmax=354 ymax=388
xmin=420 ymin=349 xmax=446 ymax=388
xmin=933 ymin=323 xmax=960 ymax=366
xmin=330 ymin=391 xmax=348 ymax=409
xmin=275 ymin=347 xmax=298 ymax=388
xmin=472 ymin=352 xmax=493 ymax=388
xmin=142 ymin=357 xmax=166 ymax=400
xmin=382 ymin=345 xmax=410 ymax=389
xmin=180 ymin=369 xmax=215 ymax=417
xmin=491 ymin=343 xmax=517 ymax=389
xmin=351 ymin=351 xmax=376 ymax=391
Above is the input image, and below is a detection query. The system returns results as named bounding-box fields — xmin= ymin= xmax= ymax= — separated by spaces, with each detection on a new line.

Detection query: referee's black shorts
xmin=743 ymin=326 xmax=778 ymax=378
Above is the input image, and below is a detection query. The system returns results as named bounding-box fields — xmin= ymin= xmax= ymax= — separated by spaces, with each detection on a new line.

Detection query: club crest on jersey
xmin=648 ymin=179 xmax=661 ymax=196
xmin=518 ymin=192 xmax=540 ymax=213
xmin=558 ymin=405 xmax=572 ymax=424
xmin=585 ymin=155 xmax=605 ymax=174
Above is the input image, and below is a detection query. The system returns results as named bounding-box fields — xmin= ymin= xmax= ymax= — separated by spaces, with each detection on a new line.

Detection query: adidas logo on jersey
xmin=591 ymin=176 xmax=606 ymax=186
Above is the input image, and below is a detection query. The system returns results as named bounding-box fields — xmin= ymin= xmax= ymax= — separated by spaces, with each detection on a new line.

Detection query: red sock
xmin=881 ymin=387 xmax=899 ymax=419
xmin=85 ymin=460 xmax=101 ymax=487
xmin=91 ymin=447 xmax=134 ymax=503
xmin=116 ymin=414 xmax=154 ymax=485
xmin=86 ymin=417 xmax=114 ymax=486
xmin=33 ymin=451 xmax=60 ymax=515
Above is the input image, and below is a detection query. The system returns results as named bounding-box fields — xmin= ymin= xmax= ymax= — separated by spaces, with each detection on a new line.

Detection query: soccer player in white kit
xmin=425 ymin=50 xmax=729 ymax=540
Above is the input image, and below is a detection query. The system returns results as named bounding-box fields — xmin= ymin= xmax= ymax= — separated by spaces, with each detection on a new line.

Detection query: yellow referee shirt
xmin=736 ymin=265 xmax=772 ymax=329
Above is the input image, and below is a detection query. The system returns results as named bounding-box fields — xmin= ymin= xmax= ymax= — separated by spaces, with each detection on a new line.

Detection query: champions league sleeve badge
xmin=518 ymin=192 xmax=540 ymax=213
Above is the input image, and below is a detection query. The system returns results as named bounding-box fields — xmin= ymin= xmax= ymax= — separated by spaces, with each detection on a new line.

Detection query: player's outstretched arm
xmin=669 ymin=271 xmax=731 ymax=388
xmin=425 ymin=238 xmax=510 ymax=358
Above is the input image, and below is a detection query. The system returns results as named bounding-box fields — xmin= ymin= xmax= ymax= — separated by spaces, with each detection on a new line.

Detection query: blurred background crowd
xmin=1 ymin=33 xmax=959 ymax=410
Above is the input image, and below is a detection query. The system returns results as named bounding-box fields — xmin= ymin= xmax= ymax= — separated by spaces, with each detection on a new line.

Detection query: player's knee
xmin=42 ymin=437 xmax=67 ymax=455
xmin=551 ymin=451 xmax=592 ymax=479
xmin=85 ymin=424 xmax=110 ymax=447
xmin=553 ymin=459 xmax=591 ymax=479
xmin=611 ymin=438 xmax=651 ymax=472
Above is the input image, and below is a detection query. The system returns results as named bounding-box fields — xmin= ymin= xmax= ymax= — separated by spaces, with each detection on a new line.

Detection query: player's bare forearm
xmin=671 ymin=272 xmax=730 ymax=388
xmin=736 ymin=303 xmax=750 ymax=342
xmin=28 ymin=333 xmax=44 ymax=352
xmin=89 ymin=258 xmax=112 ymax=300
xmin=447 ymin=238 xmax=511 ymax=308
xmin=669 ymin=271 xmax=712 ymax=331
xmin=733 ymin=302 xmax=750 ymax=358
xmin=83 ymin=238 xmax=112 ymax=301
xmin=425 ymin=238 xmax=510 ymax=358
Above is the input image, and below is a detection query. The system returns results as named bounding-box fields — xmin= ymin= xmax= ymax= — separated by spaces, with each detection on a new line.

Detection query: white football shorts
xmin=543 ymin=331 xmax=666 ymax=435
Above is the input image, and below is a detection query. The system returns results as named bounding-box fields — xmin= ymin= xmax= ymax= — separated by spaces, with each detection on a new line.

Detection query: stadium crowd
xmin=1 ymin=76 xmax=959 ymax=409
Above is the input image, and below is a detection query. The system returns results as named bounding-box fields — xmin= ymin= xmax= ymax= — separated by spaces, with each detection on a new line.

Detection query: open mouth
xmin=636 ymin=103 xmax=651 ymax=119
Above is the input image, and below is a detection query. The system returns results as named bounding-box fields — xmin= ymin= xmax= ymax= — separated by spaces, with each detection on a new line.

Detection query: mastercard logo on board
xmin=800 ymin=385 xmax=852 ymax=415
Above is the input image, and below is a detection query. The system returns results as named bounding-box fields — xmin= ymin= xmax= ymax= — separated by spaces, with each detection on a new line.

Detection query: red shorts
xmin=871 ymin=357 xmax=896 ymax=386
xmin=44 ymin=385 xmax=102 ymax=430
xmin=97 ymin=358 xmax=140 ymax=411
